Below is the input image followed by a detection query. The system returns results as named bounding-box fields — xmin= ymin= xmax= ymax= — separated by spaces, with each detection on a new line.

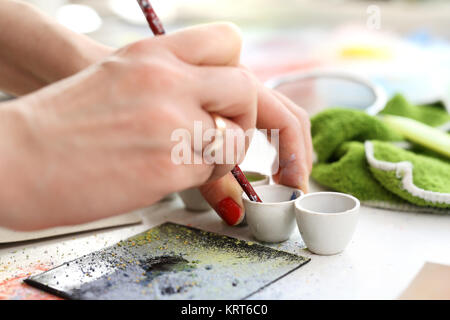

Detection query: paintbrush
xmin=136 ymin=0 xmax=263 ymax=203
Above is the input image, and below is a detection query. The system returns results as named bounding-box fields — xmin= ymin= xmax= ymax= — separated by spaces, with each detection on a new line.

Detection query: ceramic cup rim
xmin=242 ymin=184 xmax=303 ymax=206
xmin=295 ymin=192 xmax=360 ymax=216
xmin=243 ymin=171 xmax=269 ymax=180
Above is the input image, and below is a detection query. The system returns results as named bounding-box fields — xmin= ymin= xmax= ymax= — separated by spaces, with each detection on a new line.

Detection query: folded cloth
xmin=311 ymin=95 xmax=450 ymax=213
xmin=379 ymin=94 xmax=450 ymax=127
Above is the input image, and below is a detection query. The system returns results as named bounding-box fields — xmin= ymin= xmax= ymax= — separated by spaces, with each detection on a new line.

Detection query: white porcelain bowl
xmin=243 ymin=185 xmax=302 ymax=243
xmin=295 ymin=192 xmax=360 ymax=255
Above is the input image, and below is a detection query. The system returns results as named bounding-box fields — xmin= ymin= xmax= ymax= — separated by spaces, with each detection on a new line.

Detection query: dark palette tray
xmin=25 ymin=222 xmax=310 ymax=300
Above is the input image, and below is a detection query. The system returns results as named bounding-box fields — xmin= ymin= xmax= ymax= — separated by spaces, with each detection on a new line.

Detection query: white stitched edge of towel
xmin=365 ymin=141 xmax=450 ymax=205
xmin=436 ymin=121 xmax=450 ymax=132
xmin=362 ymin=200 xmax=450 ymax=214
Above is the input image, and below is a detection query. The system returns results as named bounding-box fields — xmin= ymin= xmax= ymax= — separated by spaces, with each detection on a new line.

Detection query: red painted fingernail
xmin=216 ymin=197 xmax=243 ymax=226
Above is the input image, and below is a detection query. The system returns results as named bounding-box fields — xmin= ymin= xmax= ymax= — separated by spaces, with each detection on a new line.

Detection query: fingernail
xmin=216 ymin=197 xmax=243 ymax=226
xmin=296 ymin=174 xmax=308 ymax=192
xmin=301 ymin=177 xmax=310 ymax=194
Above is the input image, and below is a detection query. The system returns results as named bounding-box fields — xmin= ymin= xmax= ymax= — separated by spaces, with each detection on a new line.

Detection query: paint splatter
xmin=0 ymin=264 xmax=61 ymax=300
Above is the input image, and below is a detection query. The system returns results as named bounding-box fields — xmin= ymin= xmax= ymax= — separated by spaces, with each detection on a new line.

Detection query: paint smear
xmin=0 ymin=264 xmax=62 ymax=300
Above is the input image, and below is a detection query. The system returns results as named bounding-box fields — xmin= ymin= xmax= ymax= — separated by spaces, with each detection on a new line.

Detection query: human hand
xmin=0 ymin=23 xmax=258 ymax=230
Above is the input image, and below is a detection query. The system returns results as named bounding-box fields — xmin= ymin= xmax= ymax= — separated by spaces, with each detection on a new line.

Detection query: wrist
xmin=0 ymin=102 xmax=31 ymax=155
xmin=67 ymin=42 xmax=114 ymax=79
xmin=51 ymin=39 xmax=113 ymax=84
xmin=0 ymin=102 xmax=38 ymax=228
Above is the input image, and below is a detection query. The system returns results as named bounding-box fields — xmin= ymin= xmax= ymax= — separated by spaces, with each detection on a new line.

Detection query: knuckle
xmin=286 ymin=112 xmax=301 ymax=130
xmin=238 ymin=67 xmax=255 ymax=83
xmin=291 ymin=106 xmax=311 ymax=131
xmin=216 ymin=22 xmax=242 ymax=39
xmin=132 ymin=60 xmax=184 ymax=92
xmin=233 ymin=68 xmax=258 ymax=102
xmin=294 ymin=119 xmax=304 ymax=134
xmin=302 ymin=113 xmax=311 ymax=130
xmin=99 ymin=55 xmax=127 ymax=73
xmin=139 ymin=62 xmax=167 ymax=80
xmin=297 ymin=107 xmax=309 ymax=120
xmin=214 ymin=22 xmax=243 ymax=51
xmin=139 ymin=105 xmax=182 ymax=132
xmin=124 ymin=39 xmax=156 ymax=56
xmin=241 ymin=71 xmax=258 ymax=92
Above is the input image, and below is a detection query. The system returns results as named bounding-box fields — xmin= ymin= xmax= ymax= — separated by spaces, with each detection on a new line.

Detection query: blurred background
xmin=20 ymin=0 xmax=450 ymax=108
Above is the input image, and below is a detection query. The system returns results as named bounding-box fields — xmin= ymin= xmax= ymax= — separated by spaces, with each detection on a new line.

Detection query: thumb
xmin=199 ymin=172 xmax=245 ymax=226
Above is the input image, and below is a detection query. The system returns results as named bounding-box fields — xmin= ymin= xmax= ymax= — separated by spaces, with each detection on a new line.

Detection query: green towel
xmin=311 ymin=95 xmax=450 ymax=213
xmin=379 ymin=94 xmax=450 ymax=127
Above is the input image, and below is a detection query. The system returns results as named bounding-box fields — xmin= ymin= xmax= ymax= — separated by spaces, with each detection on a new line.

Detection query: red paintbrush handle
xmin=137 ymin=0 xmax=166 ymax=35
xmin=231 ymin=166 xmax=263 ymax=203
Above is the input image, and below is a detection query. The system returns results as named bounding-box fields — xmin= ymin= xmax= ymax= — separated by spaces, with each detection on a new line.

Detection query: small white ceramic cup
xmin=243 ymin=185 xmax=303 ymax=243
xmin=178 ymin=188 xmax=211 ymax=212
xmin=295 ymin=192 xmax=360 ymax=255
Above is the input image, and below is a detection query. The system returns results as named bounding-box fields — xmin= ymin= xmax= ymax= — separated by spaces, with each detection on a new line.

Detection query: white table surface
xmin=1 ymin=177 xmax=449 ymax=300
